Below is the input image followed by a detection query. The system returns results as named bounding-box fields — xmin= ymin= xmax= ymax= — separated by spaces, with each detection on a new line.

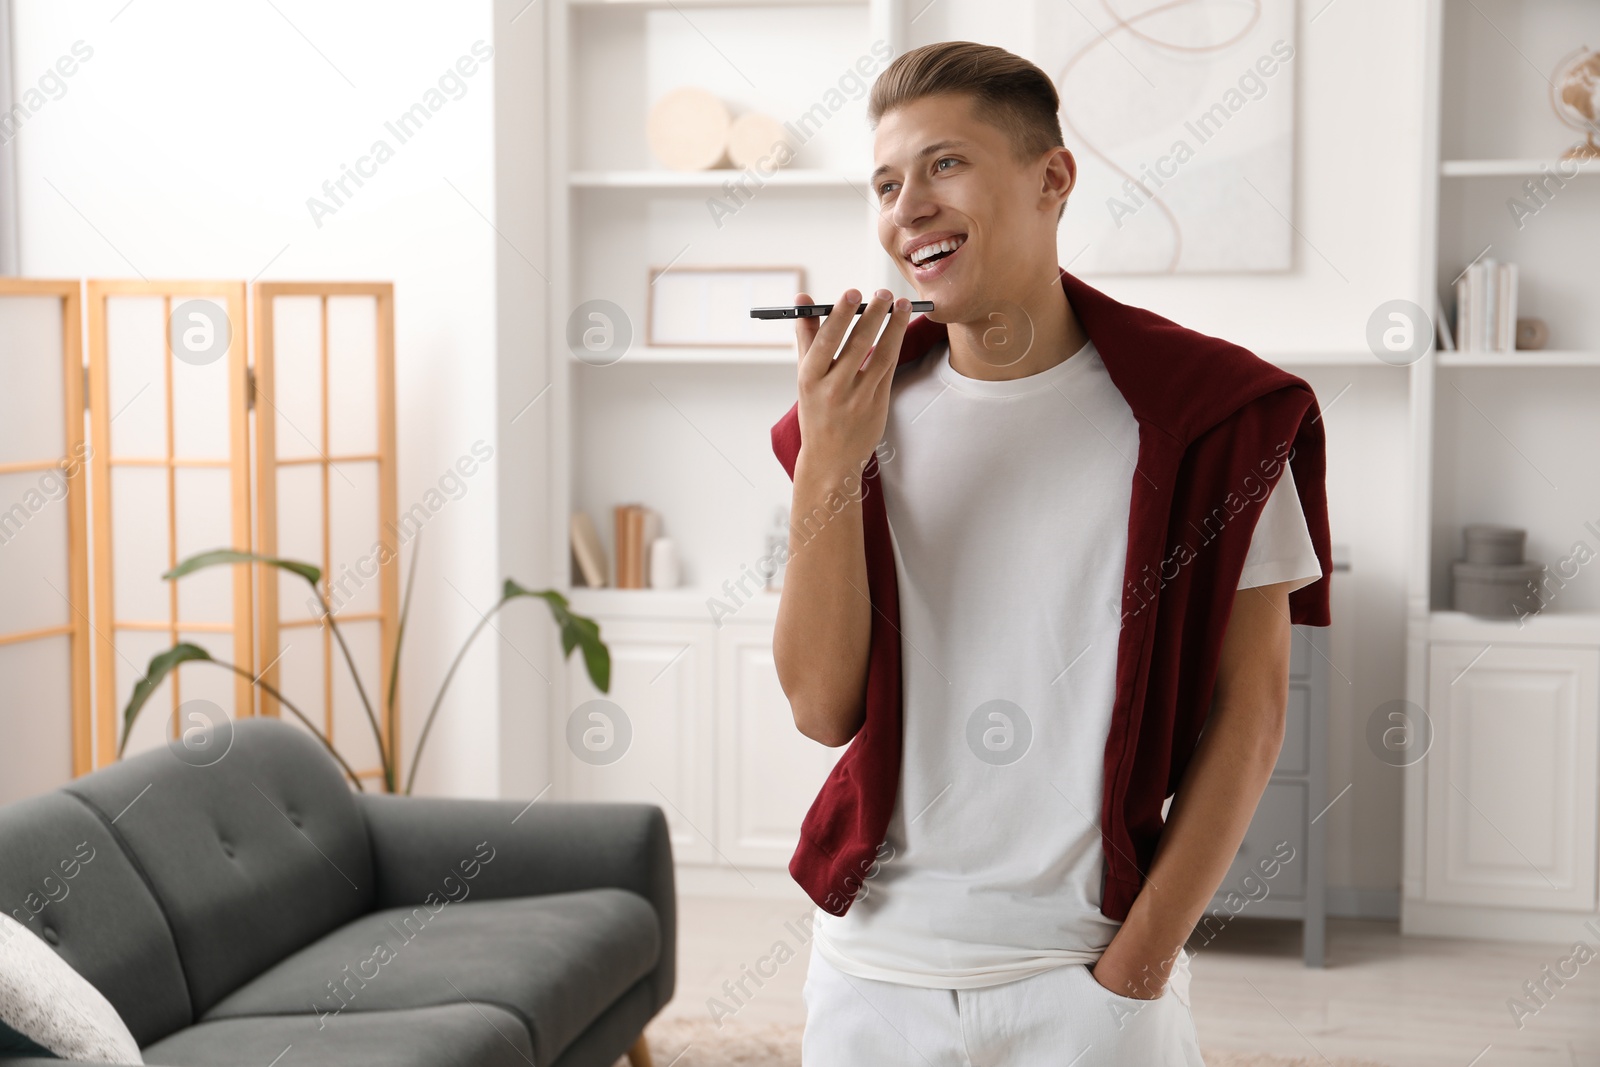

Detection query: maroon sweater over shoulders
xmin=770 ymin=267 xmax=1333 ymax=921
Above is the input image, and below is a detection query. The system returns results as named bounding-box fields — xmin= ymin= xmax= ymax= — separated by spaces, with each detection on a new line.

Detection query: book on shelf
xmin=570 ymin=510 xmax=608 ymax=587
xmin=1453 ymin=259 xmax=1519 ymax=352
xmin=613 ymin=503 xmax=660 ymax=589
xmin=1497 ymin=262 xmax=1517 ymax=352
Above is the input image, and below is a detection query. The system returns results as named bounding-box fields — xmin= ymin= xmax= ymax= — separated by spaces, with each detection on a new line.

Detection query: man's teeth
xmin=909 ymin=236 xmax=966 ymax=265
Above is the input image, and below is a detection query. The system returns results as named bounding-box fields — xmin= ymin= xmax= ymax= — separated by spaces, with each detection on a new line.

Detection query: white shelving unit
xmin=1440 ymin=158 xmax=1600 ymax=178
xmin=545 ymin=0 xmax=907 ymax=887
xmin=1403 ymin=0 xmax=1600 ymax=940
xmin=1435 ymin=349 xmax=1600 ymax=367
xmin=568 ymin=168 xmax=867 ymax=188
xmin=548 ymin=0 xmax=906 ymax=594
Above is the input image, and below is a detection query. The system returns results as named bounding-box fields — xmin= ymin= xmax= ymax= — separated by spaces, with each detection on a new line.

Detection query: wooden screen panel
xmin=253 ymin=283 xmax=398 ymax=787
xmin=86 ymin=281 xmax=253 ymax=764
xmin=0 ymin=280 xmax=90 ymax=785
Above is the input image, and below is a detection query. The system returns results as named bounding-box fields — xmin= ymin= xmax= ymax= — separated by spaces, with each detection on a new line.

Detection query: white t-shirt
xmin=811 ymin=338 xmax=1322 ymax=989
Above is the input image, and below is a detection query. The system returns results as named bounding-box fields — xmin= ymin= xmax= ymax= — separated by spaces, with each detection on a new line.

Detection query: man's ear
xmin=1041 ymin=145 xmax=1075 ymax=216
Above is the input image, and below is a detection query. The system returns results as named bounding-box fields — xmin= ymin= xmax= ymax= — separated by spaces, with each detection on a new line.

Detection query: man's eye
xmin=935 ymin=157 xmax=957 ymax=171
xmin=877 ymin=182 xmax=898 ymax=198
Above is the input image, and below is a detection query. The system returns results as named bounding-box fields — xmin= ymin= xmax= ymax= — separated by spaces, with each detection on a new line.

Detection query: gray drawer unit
xmin=1203 ymin=621 xmax=1332 ymax=967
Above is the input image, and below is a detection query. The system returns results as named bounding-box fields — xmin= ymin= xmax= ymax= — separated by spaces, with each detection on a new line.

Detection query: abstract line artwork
xmin=1037 ymin=0 xmax=1298 ymax=274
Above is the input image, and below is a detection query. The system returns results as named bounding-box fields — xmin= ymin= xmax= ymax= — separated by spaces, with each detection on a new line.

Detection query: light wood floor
xmin=658 ymin=893 xmax=1600 ymax=1066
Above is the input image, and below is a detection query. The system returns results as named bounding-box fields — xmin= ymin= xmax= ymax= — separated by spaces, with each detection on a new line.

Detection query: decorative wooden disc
xmin=727 ymin=113 xmax=793 ymax=169
xmin=647 ymin=87 xmax=730 ymax=172
xmin=1515 ymin=317 xmax=1549 ymax=351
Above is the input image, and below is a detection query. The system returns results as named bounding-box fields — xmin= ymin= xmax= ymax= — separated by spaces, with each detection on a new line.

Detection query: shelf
xmin=1440 ymin=158 xmax=1600 ymax=178
xmin=1258 ymin=351 xmax=1386 ymax=367
xmin=573 ymin=347 xmax=1384 ymax=368
xmin=566 ymin=585 xmax=781 ymax=622
xmin=1435 ymin=350 xmax=1600 ymax=367
xmin=569 ymin=169 xmax=867 ymax=189
xmin=570 ymin=345 xmax=795 ymax=365
xmin=571 ymin=0 xmax=864 ymax=7
xmin=1427 ymin=609 xmax=1600 ymax=646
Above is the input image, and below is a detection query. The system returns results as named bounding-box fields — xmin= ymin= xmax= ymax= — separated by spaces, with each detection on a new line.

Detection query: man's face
xmin=872 ymin=92 xmax=1067 ymax=324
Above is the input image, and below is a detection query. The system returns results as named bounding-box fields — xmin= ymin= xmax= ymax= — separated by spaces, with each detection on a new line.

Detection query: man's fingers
xmin=838 ymin=289 xmax=894 ymax=373
xmin=794 ymin=291 xmax=820 ymax=370
xmin=800 ymin=288 xmax=859 ymax=381
xmin=867 ymin=298 xmax=911 ymax=400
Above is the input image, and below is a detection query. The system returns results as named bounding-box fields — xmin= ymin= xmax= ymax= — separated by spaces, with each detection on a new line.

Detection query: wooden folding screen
xmin=3 ymin=278 xmax=396 ymax=781
xmin=86 ymin=281 xmax=254 ymax=761
xmin=0 ymin=280 xmax=91 ymax=782
xmin=253 ymin=283 xmax=399 ymax=787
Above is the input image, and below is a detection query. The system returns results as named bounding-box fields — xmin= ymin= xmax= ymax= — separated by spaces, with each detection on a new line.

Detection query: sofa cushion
xmin=0 ymin=792 xmax=189 ymax=1045
xmin=65 ymin=719 xmax=375 ymax=1016
xmin=203 ymin=889 xmax=660 ymax=1067
xmin=142 ymin=1003 xmax=533 ymax=1067
xmin=359 ymin=794 xmax=677 ymax=1018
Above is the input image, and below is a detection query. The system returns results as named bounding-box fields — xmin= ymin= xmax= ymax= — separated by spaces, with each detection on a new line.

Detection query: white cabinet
xmin=1423 ymin=642 xmax=1599 ymax=912
xmin=562 ymin=617 xmax=718 ymax=865
xmin=1401 ymin=0 xmax=1600 ymax=941
xmin=716 ymin=622 xmax=844 ymax=868
xmin=559 ymin=595 xmax=842 ymax=874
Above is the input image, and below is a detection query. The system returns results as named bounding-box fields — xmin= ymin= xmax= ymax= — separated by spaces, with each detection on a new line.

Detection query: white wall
xmin=909 ymin=1 xmax=1431 ymax=351
xmin=11 ymin=0 xmax=505 ymax=797
xmin=488 ymin=0 xmax=552 ymax=800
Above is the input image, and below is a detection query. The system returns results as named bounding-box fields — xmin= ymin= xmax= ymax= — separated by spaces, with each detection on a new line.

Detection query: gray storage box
xmin=1451 ymin=559 xmax=1544 ymax=617
xmin=1463 ymin=524 xmax=1526 ymax=565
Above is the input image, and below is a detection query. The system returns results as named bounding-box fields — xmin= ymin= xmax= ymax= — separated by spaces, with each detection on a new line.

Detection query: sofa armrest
xmin=356 ymin=795 xmax=675 ymax=1013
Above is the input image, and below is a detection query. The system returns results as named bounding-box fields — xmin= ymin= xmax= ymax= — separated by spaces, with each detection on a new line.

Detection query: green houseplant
xmin=119 ymin=542 xmax=609 ymax=793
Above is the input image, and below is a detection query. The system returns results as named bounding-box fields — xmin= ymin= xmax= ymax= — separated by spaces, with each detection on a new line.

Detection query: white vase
xmin=649 ymin=537 xmax=679 ymax=589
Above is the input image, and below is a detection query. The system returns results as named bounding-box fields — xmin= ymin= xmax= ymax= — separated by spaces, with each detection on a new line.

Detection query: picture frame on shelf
xmin=646 ymin=265 xmax=805 ymax=348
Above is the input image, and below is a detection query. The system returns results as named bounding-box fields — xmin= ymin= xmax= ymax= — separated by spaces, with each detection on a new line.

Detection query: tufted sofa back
xmin=63 ymin=719 xmax=375 ymax=1021
xmin=0 ymin=792 xmax=191 ymax=1045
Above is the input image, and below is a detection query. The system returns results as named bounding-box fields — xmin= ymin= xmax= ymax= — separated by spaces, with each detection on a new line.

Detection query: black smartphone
xmin=750 ymin=300 xmax=934 ymax=319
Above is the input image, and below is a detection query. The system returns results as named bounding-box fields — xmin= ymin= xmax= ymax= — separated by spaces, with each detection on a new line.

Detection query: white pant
xmin=801 ymin=940 xmax=1206 ymax=1066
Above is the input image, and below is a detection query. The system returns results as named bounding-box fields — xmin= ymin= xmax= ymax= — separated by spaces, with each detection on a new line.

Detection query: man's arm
xmin=1090 ymin=577 xmax=1299 ymax=998
xmin=772 ymin=288 xmax=910 ymax=747
xmin=774 ymin=455 xmax=873 ymax=746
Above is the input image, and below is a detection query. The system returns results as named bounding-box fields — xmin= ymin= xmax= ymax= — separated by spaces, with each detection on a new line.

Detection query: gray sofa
xmin=0 ymin=718 xmax=675 ymax=1067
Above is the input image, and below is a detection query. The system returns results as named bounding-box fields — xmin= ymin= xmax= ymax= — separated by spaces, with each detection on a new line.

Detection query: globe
xmin=1552 ymin=45 xmax=1600 ymax=161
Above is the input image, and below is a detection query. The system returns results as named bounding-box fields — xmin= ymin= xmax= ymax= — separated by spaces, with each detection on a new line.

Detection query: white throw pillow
xmin=0 ymin=913 xmax=142 ymax=1063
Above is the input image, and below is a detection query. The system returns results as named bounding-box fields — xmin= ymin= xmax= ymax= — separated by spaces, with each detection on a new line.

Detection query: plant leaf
xmin=164 ymin=549 xmax=321 ymax=587
xmin=386 ymin=528 xmax=424 ymax=722
xmin=502 ymin=580 xmax=610 ymax=693
xmin=121 ymin=643 xmax=213 ymax=756
xmin=568 ymin=614 xmax=610 ymax=694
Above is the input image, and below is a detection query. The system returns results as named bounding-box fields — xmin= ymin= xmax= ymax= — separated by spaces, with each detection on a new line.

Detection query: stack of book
xmin=1453 ymin=257 xmax=1519 ymax=352
xmin=569 ymin=505 xmax=664 ymax=588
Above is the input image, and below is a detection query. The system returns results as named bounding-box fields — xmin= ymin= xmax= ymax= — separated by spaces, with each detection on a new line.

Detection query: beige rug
xmin=629 ymin=1015 xmax=1393 ymax=1066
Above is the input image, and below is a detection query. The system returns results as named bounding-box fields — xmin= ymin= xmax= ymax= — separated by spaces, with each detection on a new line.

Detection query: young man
xmin=770 ymin=41 xmax=1331 ymax=1065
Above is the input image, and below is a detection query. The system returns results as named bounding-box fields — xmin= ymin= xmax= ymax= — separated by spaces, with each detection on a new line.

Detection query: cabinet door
xmin=1424 ymin=643 xmax=1599 ymax=910
xmin=716 ymin=621 xmax=844 ymax=868
xmin=1212 ymin=780 xmax=1308 ymax=904
xmin=562 ymin=618 xmax=717 ymax=865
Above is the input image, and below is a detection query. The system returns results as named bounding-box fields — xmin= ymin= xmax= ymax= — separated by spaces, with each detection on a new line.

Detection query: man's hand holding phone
xmin=794 ymin=287 xmax=912 ymax=477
